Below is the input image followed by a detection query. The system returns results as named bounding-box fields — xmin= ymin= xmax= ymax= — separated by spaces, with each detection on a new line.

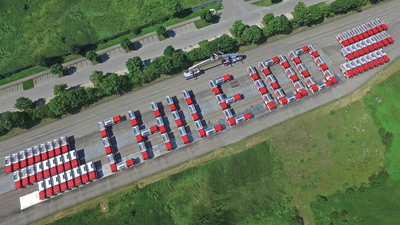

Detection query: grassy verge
xmin=252 ymin=0 xmax=282 ymax=6
xmin=32 ymin=54 xmax=400 ymax=225
xmin=0 ymin=67 xmax=47 ymax=87
xmin=194 ymin=13 xmax=222 ymax=29
xmin=22 ymin=79 xmax=34 ymax=90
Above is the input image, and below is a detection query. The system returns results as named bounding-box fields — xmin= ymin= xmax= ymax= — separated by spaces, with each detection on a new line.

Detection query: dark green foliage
xmin=69 ymin=44 xmax=81 ymax=55
xmin=85 ymin=50 xmax=99 ymax=63
xmin=50 ymin=63 xmax=63 ymax=75
xmin=53 ymin=84 xmax=68 ymax=96
xmin=10 ymin=111 xmax=32 ymax=128
xmin=163 ymin=45 xmax=175 ymax=57
xmin=200 ymin=9 xmax=213 ymax=23
xmin=35 ymin=56 xmax=47 ymax=67
xmin=171 ymin=53 xmax=185 ymax=68
xmin=125 ymin=57 xmax=143 ymax=74
xmin=89 ymin=70 xmax=104 ymax=87
xmin=243 ymin=25 xmax=263 ymax=43
xmin=120 ymin=38 xmax=131 ymax=50
xmin=0 ymin=112 xmax=15 ymax=131
xmin=49 ymin=142 xmax=304 ymax=225
xmin=14 ymin=97 xmax=34 ymax=111
xmin=330 ymin=0 xmax=364 ymax=14
xmin=262 ymin=13 xmax=275 ymax=25
xmin=150 ymin=56 xmax=172 ymax=75
xmin=131 ymin=27 xmax=141 ymax=35
xmin=311 ymin=171 xmax=398 ymax=225
xmin=230 ymin=20 xmax=247 ymax=38
xmin=156 ymin=25 xmax=167 ymax=37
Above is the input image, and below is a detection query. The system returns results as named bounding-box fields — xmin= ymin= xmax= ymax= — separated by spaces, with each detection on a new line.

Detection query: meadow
xmin=46 ymin=142 xmax=303 ymax=225
xmin=0 ymin=0 xmax=210 ymax=77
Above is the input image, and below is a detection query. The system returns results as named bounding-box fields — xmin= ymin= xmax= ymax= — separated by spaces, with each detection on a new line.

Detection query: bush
xmin=120 ymin=38 xmax=132 ymax=50
xmin=132 ymin=27 xmax=141 ymax=35
xmin=86 ymin=50 xmax=99 ymax=63
xmin=156 ymin=25 xmax=167 ymax=37
xmin=50 ymin=63 xmax=63 ymax=75
xmin=163 ymin=45 xmax=175 ymax=57
xmin=201 ymin=10 xmax=213 ymax=23
xmin=14 ymin=97 xmax=34 ymax=111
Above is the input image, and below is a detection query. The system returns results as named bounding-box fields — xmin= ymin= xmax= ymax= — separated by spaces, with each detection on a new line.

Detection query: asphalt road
xmin=0 ymin=1 xmax=400 ymax=224
xmin=0 ymin=0 xmax=327 ymax=113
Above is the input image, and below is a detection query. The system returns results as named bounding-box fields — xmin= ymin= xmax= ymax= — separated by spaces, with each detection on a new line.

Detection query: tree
xmin=35 ymin=56 xmax=47 ymax=67
xmin=243 ymin=25 xmax=263 ymax=43
xmin=120 ymin=38 xmax=132 ymax=50
xmin=230 ymin=20 xmax=247 ymax=38
xmin=15 ymin=97 xmax=34 ymax=111
xmin=65 ymin=88 xmax=87 ymax=108
xmin=279 ymin=15 xmax=293 ymax=34
xmin=308 ymin=4 xmax=324 ymax=24
xmin=163 ymin=45 xmax=175 ymax=57
xmin=50 ymin=63 xmax=63 ymax=75
xmin=99 ymin=74 xmax=119 ymax=96
xmin=201 ymin=10 xmax=213 ymax=23
xmin=218 ymin=34 xmax=237 ymax=53
xmin=171 ymin=53 xmax=185 ymax=68
xmin=85 ymin=87 xmax=98 ymax=101
xmin=49 ymin=95 xmax=70 ymax=116
xmin=131 ymin=27 xmax=141 ymax=35
xmin=150 ymin=56 xmax=172 ymax=75
xmin=11 ymin=111 xmax=31 ymax=128
xmin=263 ymin=13 xmax=275 ymax=25
xmin=126 ymin=56 xmax=143 ymax=74
xmin=90 ymin=70 xmax=104 ymax=87
xmin=293 ymin=2 xmax=311 ymax=26
xmin=86 ymin=50 xmax=98 ymax=63
xmin=165 ymin=0 xmax=183 ymax=18
xmin=54 ymin=84 xmax=68 ymax=95
xmin=0 ymin=111 xmax=15 ymax=131
xmin=156 ymin=25 xmax=167 ymax=38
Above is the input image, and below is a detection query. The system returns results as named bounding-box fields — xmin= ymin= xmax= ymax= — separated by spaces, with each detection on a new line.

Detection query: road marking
xmin=326 ymin=43 xmax=332 ymax=46
xmin=376 ymin=10 xmax=382 ymax=13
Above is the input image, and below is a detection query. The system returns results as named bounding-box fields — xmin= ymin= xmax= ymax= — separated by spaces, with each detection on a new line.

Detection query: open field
xmin=310 ymin=171 xmax=400 ymax=225
xmin=34 ymin=56 xmax=400 ymax=224
xmin=40 ymin=142 xmax=303 ymax=225
xmin=0 ymin=0 xmax=211 ymax=77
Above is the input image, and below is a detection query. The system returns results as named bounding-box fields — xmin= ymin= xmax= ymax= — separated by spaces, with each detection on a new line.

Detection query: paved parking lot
xmin=167 ymin=22 xmax=198 ymax=38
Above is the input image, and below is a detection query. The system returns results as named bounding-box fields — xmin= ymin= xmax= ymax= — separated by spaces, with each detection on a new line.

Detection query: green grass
xmin=310 ymin=172 xmax=399 ymax=225
xmin=252 ymin=0 xmax=282 ymax=6
xmin=95 ymin=3 xmax=223 ymax=51
xmin=194 ymin=13 xmax=222 ymax=29
xmin=0 ymin=0 xmax=213 ymax=77
xmin=362 ymin=68 xmax=400 ymax=181
xmin=0 ymin=66 xmax=47 ymax=86
xmin=22 ymin=79 xmax=34 ymax=90
xmin=46 ymin=142 xmax=303 ymax=225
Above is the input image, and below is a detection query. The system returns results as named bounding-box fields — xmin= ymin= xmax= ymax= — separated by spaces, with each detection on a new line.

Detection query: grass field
xmin=44 ymin=142 xmax=303 ymax=225
xmin=0 ymin=0 xmax=211 ymax=77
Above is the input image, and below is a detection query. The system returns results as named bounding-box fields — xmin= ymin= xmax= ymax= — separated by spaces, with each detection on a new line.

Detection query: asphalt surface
xmin=0 ymin=1 xmax=400 ymax=224
xmin=0 ymin=0 xmax=326 ymax=113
